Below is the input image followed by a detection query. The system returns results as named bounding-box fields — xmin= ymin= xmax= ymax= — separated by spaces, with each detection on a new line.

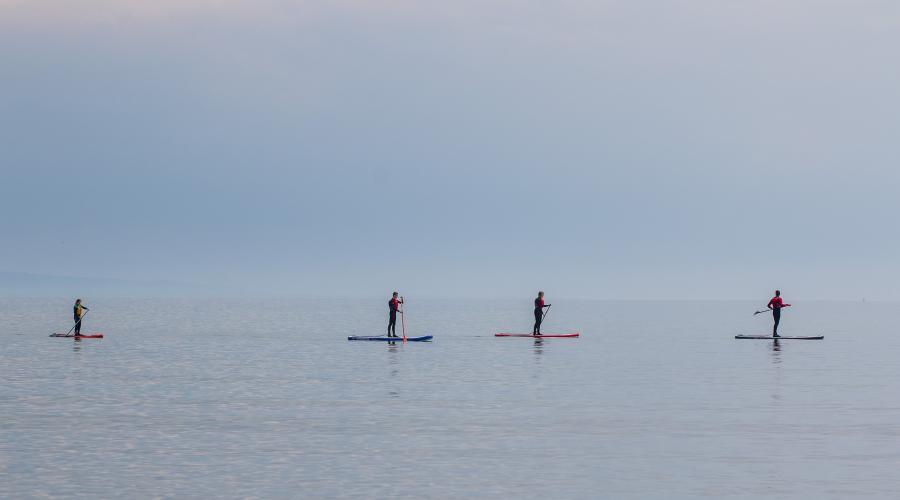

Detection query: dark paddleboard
xmin=735 ymin=335 xmax=823 ymax=340
xmin=50 ymin=333 xmax=104 ymax=338
xmin=348 ymin=335 xmax=433 ymax=342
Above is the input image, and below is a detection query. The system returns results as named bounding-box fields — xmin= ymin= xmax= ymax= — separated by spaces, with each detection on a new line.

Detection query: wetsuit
xmin=767 ymin=296 xmax=787 ymax=336
xmin=73 ymin=303 xmax=87 ymax=335
xmin=388 ymin=297 xmax=402 ymax=337
xmin=533 ymin=297 xmax=545 ymax=334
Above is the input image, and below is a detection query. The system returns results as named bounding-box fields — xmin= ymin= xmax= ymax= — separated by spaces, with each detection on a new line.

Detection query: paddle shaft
xmin=64 ymin=310 xmax=88 ymax=336
xmin=400 ymin=297 xmax=407 ymax=342
xmin=754 ymin=307 xmax=789 ymax=315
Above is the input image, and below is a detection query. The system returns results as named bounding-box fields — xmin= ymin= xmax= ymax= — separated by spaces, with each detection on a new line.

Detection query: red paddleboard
xmin=50 ymin=333 xmax=104 ymax=338
xmin=495 ymin=333 xmax=580 ymax=338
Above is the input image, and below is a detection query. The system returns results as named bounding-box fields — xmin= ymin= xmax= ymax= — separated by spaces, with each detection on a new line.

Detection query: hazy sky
xmin=2 ymin=1 xmax=899 ymax=299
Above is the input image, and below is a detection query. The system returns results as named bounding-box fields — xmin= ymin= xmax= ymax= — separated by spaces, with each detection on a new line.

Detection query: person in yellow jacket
xmin=73 ymin=299 xmax=90 ymax=336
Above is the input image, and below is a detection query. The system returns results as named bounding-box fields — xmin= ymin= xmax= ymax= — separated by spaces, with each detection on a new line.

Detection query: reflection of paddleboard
xmin=735 ymin=335 xmax=823 ymax=340
xmin=495 ymin=333 xmax=580 ymax=338
xmin=50 ymin=333 xmax=104 ymax=338
xmin=347 ymin=335 xmax=433 ymax=342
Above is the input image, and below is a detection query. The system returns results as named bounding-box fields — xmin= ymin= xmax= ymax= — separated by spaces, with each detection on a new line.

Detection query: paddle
xmin=536 ymin=304 xmax=551 ymax=334
xmin=755 ymin=306 xmax=791 ymax=315
xmin=400 ymin=296 xmax=407 ymax=342
xmin=61 ymin=310 xmax=89 ymax=337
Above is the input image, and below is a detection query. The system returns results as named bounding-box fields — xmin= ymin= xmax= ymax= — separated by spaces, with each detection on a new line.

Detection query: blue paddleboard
xmin=348 ymin=335 xmax=433 ymax=342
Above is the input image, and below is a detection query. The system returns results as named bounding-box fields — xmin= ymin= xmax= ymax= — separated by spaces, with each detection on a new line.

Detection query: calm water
xmin=2 ymin=298 xmax=900 ymax=498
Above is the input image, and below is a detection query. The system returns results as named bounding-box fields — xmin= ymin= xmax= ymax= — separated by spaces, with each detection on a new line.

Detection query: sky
xmin=1 ymin=0 xmax=899 ymax=299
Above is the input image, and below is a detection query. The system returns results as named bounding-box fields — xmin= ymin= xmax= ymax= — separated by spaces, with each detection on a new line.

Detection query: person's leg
xmin=534 ymin=310 xmax=542 ymax=335
xmin=772 ymin=309 xmax=780 ymax=336
xmin=74 ymin=317 xmax=81 ymax=336
xmin=389 ymin=314 xmax=396 ymax=337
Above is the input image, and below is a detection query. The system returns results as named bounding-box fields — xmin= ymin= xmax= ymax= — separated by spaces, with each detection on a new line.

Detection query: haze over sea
xmin=3 ymin=297 xmax=899 ymax=498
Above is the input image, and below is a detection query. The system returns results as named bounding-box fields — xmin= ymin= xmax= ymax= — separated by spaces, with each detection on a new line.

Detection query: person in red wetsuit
xmin=767 ymin=290 xmax=791 ymax=337
xmin=533 ymin=291 xmax=551 ymax=335
xmin=388 ymin=292 xmax=404 ymax=338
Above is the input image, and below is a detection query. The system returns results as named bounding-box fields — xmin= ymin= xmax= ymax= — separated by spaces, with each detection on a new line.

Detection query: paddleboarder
xmin=73 ymin=299 xmax=90 ymax=336
xmin=388 ymin=292 xmax=403 ymax=338
xmin=767 ymin=290 xmax=791 ymax=337
xmin=533 ymin=291 xmax=551 ymax=335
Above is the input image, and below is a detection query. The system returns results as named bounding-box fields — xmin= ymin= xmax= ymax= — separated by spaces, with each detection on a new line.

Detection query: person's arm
xmin=544 ymin=304 xmax=551 ymax=308
xmin=767 ymin=299 xmax=775 ymax=309
xmin=783 ymin=303 xmax=791 ymax=307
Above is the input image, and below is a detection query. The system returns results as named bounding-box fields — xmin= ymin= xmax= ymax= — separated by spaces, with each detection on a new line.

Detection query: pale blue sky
xmin=2 ymin=1 xmax=899 ymax=299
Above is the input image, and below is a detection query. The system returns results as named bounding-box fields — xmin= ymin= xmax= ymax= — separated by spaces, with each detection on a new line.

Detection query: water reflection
xmin=531 ymin=339 xmax=544 ymax=381
xmin=770 ymin=339 xmax=783 ymax=401
xmin=387 ymin=343 xmax=400 ymax=397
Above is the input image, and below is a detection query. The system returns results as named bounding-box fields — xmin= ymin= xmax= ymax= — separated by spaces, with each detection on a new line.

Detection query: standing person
xmin=533 ymin=291 xmax=551 ymax=335
xmin=73 ymin=299 xmax=90 ymax=336
xmin=767 ymin=290 xmax=791 ymax=337
xmin=388 ymin=292 xmax=403 ymax=338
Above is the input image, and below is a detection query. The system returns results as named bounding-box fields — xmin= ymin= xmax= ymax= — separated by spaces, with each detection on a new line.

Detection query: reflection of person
xmin=388 ymin=292 xmax=404 ymax=338
xmin=767 ymin=290 xmax=791 ymax=338
xmin=533 ymin=291 xmax=551 ymax=335
xmin=73 ymin=298 xmax=90 ymax=336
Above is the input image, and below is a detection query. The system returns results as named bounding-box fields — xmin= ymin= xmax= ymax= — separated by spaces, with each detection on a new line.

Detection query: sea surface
xmin=2 ymin=298 xmax=899 ymax=499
